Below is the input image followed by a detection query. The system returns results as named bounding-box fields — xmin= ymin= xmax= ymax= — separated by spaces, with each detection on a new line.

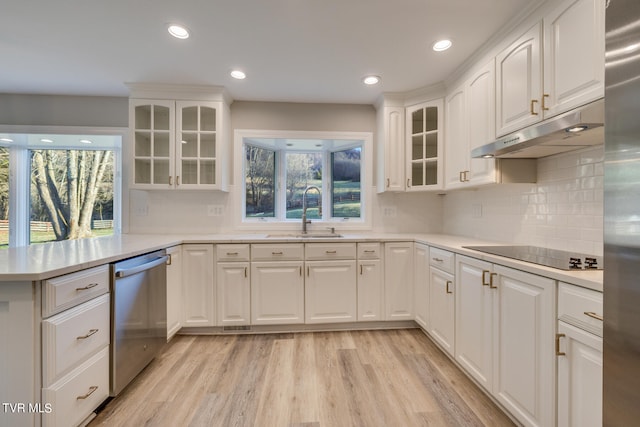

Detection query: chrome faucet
xmin=301 ymin=185 xmax=321 ymax=234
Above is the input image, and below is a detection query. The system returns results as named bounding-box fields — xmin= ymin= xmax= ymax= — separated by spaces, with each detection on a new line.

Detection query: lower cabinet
xmin=384 ymin=242 xmax=414 ymax=320
xmin=181 ymin=244 xmax=215 ymax=327
xmin=413 ymin=243 xmax=429 ymax=329
xmin=357 ymin=242 xmax=384 ymax=321
xmin=216 ymin=262 xmax=250 ymax=326
xmin=166 ymin=245 xmax=182 ymax=340
xmin=305 ymin=260 xmax=357 ymax=324
xmin=428 ymin=264 xmax=455 ymax=357
xmin=251 ymin=261 xmax=304 ymax=325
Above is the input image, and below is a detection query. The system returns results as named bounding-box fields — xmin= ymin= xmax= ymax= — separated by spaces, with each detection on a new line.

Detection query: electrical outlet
xmin=472 ymin=203 xmax=483 ymax=218
xmin=383 ymin=206 xmax=397 ymax=217
xmin=134 ymin=205 xmax=148 ymax=216
xmin=207 ymin=205 xmax=224 ymax=217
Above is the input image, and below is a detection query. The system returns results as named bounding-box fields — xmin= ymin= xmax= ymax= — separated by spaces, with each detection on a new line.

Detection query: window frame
xmin=0 ymin=125 xmax=124 ymax=247
xmin=235 ymin=129 xmax=373 ymax=232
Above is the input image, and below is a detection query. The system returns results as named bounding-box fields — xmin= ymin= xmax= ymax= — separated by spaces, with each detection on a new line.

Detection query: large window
xmin=0 ymin=133 xmax=121 ymax=247
xmin=239 ymin=131 xmax=371 ymax=227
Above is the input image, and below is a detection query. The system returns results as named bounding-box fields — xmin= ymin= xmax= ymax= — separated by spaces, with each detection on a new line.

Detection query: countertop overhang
xmin=0 ymin=233 xmax=603 ymax=292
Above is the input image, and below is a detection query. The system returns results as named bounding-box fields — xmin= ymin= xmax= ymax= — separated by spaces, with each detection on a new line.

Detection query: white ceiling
xmin=1 ymin=0 xmax=537 ymax=104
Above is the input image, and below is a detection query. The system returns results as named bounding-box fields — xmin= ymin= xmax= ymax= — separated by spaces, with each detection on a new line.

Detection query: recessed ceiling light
xmin=230 ymin=70 xmax=246 ymax=80
xmin=362 ymin=75 xmax=380 ymax=85
xmin=433 ymin=39 xmax=452 ymax=52
xmin=40 ymin=138 xmax=53 ymax=143
xmin=168 ymin=24 xmax=190 ymax=39
xmin=80 ymin=139 xmax=93 ymax=144
xmin=0 ymin=138 xmax=13 ymax=143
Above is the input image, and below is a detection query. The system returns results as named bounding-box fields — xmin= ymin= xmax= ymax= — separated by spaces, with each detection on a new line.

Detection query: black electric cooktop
xmin=462 ymin=245 xmax=603 ymax=271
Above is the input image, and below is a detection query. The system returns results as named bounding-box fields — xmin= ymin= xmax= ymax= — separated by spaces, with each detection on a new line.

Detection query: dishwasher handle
xmin=115 ymin=255 xmax=169 ymax=278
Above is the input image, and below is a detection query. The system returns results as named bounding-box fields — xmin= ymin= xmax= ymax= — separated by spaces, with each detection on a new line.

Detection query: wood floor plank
xmin=90 ymin=330 xmax=515 ymax=427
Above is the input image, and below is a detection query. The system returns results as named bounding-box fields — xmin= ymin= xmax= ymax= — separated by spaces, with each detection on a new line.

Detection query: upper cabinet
xmin=375 ymin=96 xmax=406 ymax=193
xmin=406 ymin=99 xmax=444 ymax=192
xmin=496 ymin=0 xmax=604 ymax=137
xmin=129 ymin=84 xmax=231 ymax=191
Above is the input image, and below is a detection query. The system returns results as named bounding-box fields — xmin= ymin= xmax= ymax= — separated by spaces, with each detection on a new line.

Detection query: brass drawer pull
xmin=272 ymin=251 xmax=284 ymax=255
xmin=76 ymin=386 xmax=98 ymax=400
xmin=77 ymin=329 xmax=99 ymax=340
xmin=556 ymin=333 xmax=566 ymax=356
xmin=363 ymin=250 xmax=376 ymax=253
xmin=76 ymin=283 xmax=99 ymax=291
xmin=432 ymin=257 xmax=444 ymax=263
xmin=226 ymin=252 xmax=239 ymax=256
xmin=584 ymin=311 xmax=603 ymax=321
xmin=325 ymin=250 xmax=337 ymax=254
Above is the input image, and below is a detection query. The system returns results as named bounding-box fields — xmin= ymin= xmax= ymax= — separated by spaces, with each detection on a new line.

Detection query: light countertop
xmin=0 ymin=233 xmax=603 ymax=292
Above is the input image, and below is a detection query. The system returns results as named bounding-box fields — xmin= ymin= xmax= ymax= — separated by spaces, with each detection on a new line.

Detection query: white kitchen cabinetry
xmin=375 ymin=95 xmax=406 ymax=193
xmin=406 ymin=100 xmax=443 ymax=191
xmin=216 ymin=244 xmax=250 ymax=326
xmin=556 ymin=282 xmax=603 ymax=427
xmin=181 ymin=244 xmax=215 ymax=327
xmin=428 ymin=247 xmax=455 ymax=356
xmin=166 ymin=245 xmax=182 ymax=340
xmin=250 ymin=244 xmax=304 ymax=325
xmin=305 ymin=243 xmax=357 ymax=324
xmin=413 ymin=243 xmax=429 ymax=329
xmin=496 ymin=0 xmax=604 ymax=137
xmin=357 ymin=243 xmax=384 ymax=321
xmin=384 ymin=242 xmax=414 ymax=320
xmin=454 ymin=255 xmax=495 ymax=392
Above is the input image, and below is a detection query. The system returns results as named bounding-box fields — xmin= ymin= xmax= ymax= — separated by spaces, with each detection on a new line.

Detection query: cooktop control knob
xmin=584 ymin=257 xmax=598 ymax=269
xmin=569 ymin=257 xmax=583 ymax=269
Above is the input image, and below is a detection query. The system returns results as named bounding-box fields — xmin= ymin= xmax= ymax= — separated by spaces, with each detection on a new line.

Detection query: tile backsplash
xmin=442 ymin=146 xmax=604 ymax=255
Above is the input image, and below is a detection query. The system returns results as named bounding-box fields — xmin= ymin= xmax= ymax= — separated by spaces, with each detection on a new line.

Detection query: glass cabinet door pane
xmin=154 ymin=132 xmax=170 ymax=157
xmin=412 ymin=109 xmax=424 ymax=134
xmin=200 ymin=160 xmax=215 ymax=184
xmin=412 ymin=162 xmax=424 ymax=186
xmin=135 ymin=159 xmax=151 ymax=184
xmin=201 ymin=107 xmax=216 ymax=131
xmin=135 ymin=105 xmax=152 ymax=129
xmin=181 ymin=160 xmax=198 ymax=184
xmin=412 ymin=135 xmax=423 ymax=160
xmin=154 ymin=106 xmax=170 ymax=130
xmin=425 ymin=107 xmax=438 ymax=132
xmin=425 ymin=133 xmax=438 ymax=158
xmin=153 ymin=159 xmax=170 ymax=184
xmin=201 ymin=134 xmax=216 ymax=158
xmin=425 ymin=161 xmax=438 ymax=185
xmin=182 ymin=107 xmax=198 ymax=131
xmin=180 ymin=133 xmax=197 ymax=157
xmin=135 ymin=132 xmax=151 ymax=156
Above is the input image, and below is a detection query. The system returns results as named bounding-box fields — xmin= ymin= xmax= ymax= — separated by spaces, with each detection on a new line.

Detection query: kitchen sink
xmin=265 ymin=233 xmax=343 ymax=238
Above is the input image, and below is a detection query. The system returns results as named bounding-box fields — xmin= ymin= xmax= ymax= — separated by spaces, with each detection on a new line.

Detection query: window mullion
xmin=9 ymin=147 xmax=30 ymax=247
xmin=276 ymin=150 xmax=286 ymax=221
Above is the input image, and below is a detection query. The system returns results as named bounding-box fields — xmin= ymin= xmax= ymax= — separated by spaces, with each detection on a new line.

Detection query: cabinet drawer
xmin=42 ymin=293 xmax=110 ymax=386
xmin=357 ymin=243 xmax=381 ymax=259
xmin=558 ymin=282 xmax=603 ymax=337
xmin=429 ymin=247 xmax=454 ymax=273
xmin=305 ymin=243 xmax=356 ymax=260
xmin=251 ymin=243 xmax=304 ymax=261
xmin=42 ymin=347 xmax=109 ymax=427
xmin=43 ymin=265 xmax=110 ymax=318
xmin=216 ymin=244 xmax=250 ymax=262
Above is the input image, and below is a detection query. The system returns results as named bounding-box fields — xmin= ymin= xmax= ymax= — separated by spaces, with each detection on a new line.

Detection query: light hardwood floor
xmin=90 ymin=329 xmax=514 ymax=427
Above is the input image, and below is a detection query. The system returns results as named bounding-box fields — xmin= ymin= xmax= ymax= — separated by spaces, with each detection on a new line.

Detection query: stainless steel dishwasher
xmin=110 ymin=250 xmax=168 ymax=396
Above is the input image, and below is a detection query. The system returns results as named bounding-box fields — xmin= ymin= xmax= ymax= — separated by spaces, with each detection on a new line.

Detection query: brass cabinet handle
xmin=489 ymin=272 xmax=498 ymax=289
xmin=446 ymin=280 xmax=453 ymax=294
xmin=464 ymin=171 xmax=470 ymax=182
xmin=299 ymin=266 xmax=302 ymax=276
xmin=530 ymin=99 xmax=539 ymax=115
xmin=459 ymin=171 xmax=465 ymax=183
xmin=584 ymin=311 xmax=604 ymax=321
xmin=77 ymin=329 xmax=99 ymax=340
xmin=76 ymin=386 xmax=98 ymax=400
xmin=272 ymin=251 xmax=284 ymax=255
xmin=176 ymin=175 xmax=180 ymax=186
xmin=542 ymin=94 xmax=550 ymax=111
xmin=556 ymin=333 xmax=566 ymax=356
xmin=166 ymin=254 xmax=172 ymax=266
xmin=407 ymin=178 xmax=411 ymax=188
xmin=307 ymin=266 xmax=310 ymax=277
xmin=360 ymin=264 xmax=364 ymax=275
xmin=386 ymin=178 xmax=390 ymax=188
xmin=244 ymin=267 xmax=248 ymax=278
xmin=169 ymin=176 xmax=173 ymax=186
xmin=482 ymin=270 xmax=491 ymax=286
xmin=76 ymin=283 xmax=99 ymax=291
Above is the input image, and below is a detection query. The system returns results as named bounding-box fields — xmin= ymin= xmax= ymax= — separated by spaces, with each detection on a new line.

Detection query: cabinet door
xmin=413 ymin=243 xmax=429 ymax=329
xmin=406 ymin=100 xmax=443 ymax=191
xmin=493 ymin=265 xmax=555 ymax=427
xmin=444 ymin=85 xmax=468 ymax=190
xmin=130 ymin=99 xmax=176 ymax=188
xmin=455 ymin=256 xmax=494 ymax=392
xmin=305 ymin=260 xmax=357 ymax=324
xmin=216 ymin=262 xmax=250 ymax=326
xmin=251 ymin=261 xmax=304 ymax=325
xmin=175 ymin=101 xmax=221 ymax=189
xmin=543 ymin=0 xmax=605 ymax=117
xmin=428 ymin=266 xmax=455 ymax=357
xmin=384 ymin=242 xmax=414 ymax=320
xmin=467 ymin=60 xmax=497 ymax=185
xmin=357 ymin=259 xmax=384 ymax=321
xmin=166 ymin=246 xmax=182 ymax=340
xmin=181 ymin=244 xmax=215 ymax=327
xmin=557 ymin=322 xmax=602 ymax=427
xmin=496 ymin=23 xmax=543 ymax=137
xmin=377 ymin=105 xmax=406 ymax=192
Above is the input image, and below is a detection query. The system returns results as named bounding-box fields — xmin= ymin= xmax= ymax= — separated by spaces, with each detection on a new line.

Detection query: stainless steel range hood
xmin=471 ymin=99 xmax=604 ymax=159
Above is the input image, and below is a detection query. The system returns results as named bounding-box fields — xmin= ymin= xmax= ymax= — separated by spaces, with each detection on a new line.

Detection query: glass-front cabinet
xmin=405 ymin=99 xmax=443 ymax=191
xmin=131 ymin=98 xmax=227 ymax=191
